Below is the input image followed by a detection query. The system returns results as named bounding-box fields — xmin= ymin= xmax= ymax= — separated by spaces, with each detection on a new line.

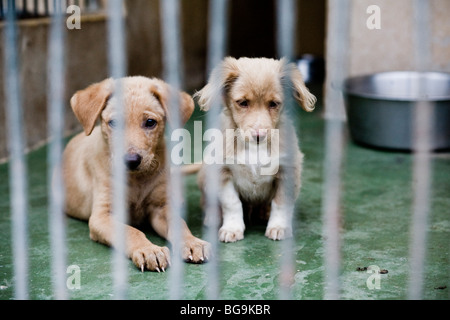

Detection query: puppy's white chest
xmin=229 ymin=145 xmax=275 ymax=201
xmin=235 ymin=143 xmax=271 ymax=167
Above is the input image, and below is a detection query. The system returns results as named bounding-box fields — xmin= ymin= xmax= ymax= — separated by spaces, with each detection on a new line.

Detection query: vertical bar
xmin=47 ymin=0 xmax=67 ymax=300
xmin=322 ymin=0 xmax=350 ymax=300
xmin=203 ymin=0 xmax=229 ymax=300
xmin=408 ymin=0 xmax=432 ymax=300
xmin=22 ymin=0 xmax=27 ymax=17
xmin=275 ymin=0 xmax=297 ymax=300
xmin=4 ymin=0 xmax=29 ymax=300
xmin=159 ymin=0 xmax=185 ymax=300
xmin=85 ymin=0 xmax=94 ymax=12
xmin=10 ymin=0 xmax=16 ymax=17
xmin=107 ymin=0 xmax=128 ymax=300
xmin=44 ymin=0 xmax=49 ymax=16
xmin=276 ymin=0 xmax=295 ymax=61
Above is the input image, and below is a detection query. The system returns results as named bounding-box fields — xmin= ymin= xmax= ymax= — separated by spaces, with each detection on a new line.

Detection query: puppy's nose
xmin=124 ymin=153 xmax=142 ymax=171
xmin=251 ymin=129 xmax=267 ymax=143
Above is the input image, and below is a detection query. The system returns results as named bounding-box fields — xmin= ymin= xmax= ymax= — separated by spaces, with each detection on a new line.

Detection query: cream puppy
xmin=195 ymin=57 xmax=316 ymax=242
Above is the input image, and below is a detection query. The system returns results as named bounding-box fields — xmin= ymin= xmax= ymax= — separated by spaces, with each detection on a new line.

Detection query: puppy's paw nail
xmin=141 ymin=264 xmax=144 ymax=272
xmin=156 ymin=267 xmax=160 ymax=273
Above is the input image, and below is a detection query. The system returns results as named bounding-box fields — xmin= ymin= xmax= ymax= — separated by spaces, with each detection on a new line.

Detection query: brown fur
xmin=63 ymin=76 xmax=210 ymax=272
xmin=194 ymin=57 xmax=316 ymax=242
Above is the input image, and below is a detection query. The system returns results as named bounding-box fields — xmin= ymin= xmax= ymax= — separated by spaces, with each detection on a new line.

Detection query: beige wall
xmin=348 ymin=0 xmax=450 ymax=76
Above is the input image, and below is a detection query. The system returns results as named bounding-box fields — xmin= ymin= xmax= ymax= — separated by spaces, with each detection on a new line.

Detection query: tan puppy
xmin=195 ymin=57 xmax=316 ymax=242
xmin=63 ymin=76 xmax=210 ymax=271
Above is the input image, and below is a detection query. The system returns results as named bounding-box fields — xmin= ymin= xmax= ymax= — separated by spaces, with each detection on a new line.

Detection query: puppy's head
xmin=195 ymin=57 xmax=316 ymax=143
xmin=70 ymin=76 xmax=194 ymax=174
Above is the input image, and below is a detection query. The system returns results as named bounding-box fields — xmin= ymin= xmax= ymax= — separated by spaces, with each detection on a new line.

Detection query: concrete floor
xmin=0 ymin=94 xmax=449 ymax=300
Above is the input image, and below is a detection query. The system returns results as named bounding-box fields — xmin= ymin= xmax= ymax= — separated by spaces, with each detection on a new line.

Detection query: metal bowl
xmin=344 ymin=71 xmax=450 ymax=151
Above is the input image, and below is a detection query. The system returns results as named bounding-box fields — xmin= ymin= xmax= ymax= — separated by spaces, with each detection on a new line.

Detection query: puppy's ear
xmin=150 ymin=79 xmax=195 ymax=125
xmin=194 ymin=57 xmax=239 ymax=111
xmin=179 ymin=91 xmax=195 ymax=124
xmin=284 ymin=62 xmax=316 ymax=112
xmin=70 ymin=78 xmax=113 ymax=135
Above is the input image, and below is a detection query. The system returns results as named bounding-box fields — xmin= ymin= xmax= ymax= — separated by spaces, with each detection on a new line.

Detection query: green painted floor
xmin=1 ymin=94 xmax=449 ymax=300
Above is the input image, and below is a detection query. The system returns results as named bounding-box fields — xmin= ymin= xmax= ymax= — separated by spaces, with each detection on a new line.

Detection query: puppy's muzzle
xmin=251 ymin=129 xmax=268 ymax=144
xmin=124 ymin=153 xmax=142 ymax=171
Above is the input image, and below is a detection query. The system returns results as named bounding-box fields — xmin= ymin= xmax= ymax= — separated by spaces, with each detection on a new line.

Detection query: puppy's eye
xmin=144 ymin=119 xmax=157 ymax=129
xmin=108 ymin=119 xmax=116 ymax=128
xmin=237 ymin=100 xmax=249 ymax=108
xmin=269 ymin=101 xmax=280 ymax=109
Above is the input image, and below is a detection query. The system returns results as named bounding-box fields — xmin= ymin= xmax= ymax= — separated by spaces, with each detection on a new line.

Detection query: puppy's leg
xmin=265 ymin=200 xmax=293 ymax=240
xmin=89 ymin=202 xmax=171 ymax=272
xmin=150 ymin=206 xmax=212 ymax=263
xmin=265 ymin=175 xmax=297 ymax=240
xmin=218 ymin=180 xmax=245 ymax=242
xmin=266 ymin=150 xmax=302 ymax=240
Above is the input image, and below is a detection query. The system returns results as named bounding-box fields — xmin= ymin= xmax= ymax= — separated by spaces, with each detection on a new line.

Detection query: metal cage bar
xmin=159 ymin=0 xmax=186 ymax=300
xmin=3 ymin=0 xmax=29 ymax=300
xmin=107 ymin=0 xmax=129 ymax=300
xmin=47 ymin=0 xmax=67 ymax=300
xmin=203 ymin=0 xmax=229 ymax=300
xmin=275 ymin=0 xmax=298 ymax=300
xmin=408 ymin=0 xmax=433 ymax=300
xmin=322 ymin=0 xmax=350 ymax=300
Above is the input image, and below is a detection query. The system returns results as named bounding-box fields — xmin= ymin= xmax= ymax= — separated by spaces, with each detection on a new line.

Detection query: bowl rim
xmin=344 ymin=71 xmax=450 ymax=101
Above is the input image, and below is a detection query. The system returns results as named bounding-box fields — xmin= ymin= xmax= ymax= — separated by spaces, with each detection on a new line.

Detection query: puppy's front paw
xmin=265 ymin=226 xmax=292 ymax=241
xmin=219 ymin=225 xmax=245 ymax=243
xmin=131 ymin=245 xmax=171 ymax=272
xmin=182 ymin=236 xmax=211 ymax=263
